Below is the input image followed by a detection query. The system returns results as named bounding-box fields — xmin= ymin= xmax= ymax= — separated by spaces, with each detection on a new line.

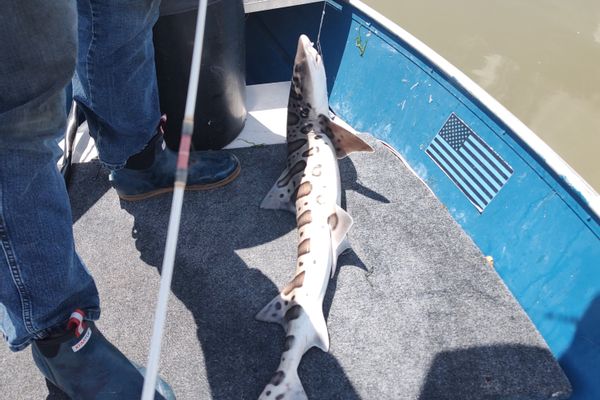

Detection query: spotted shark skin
xmin=256 ymin=35 xmax=373 ymax=400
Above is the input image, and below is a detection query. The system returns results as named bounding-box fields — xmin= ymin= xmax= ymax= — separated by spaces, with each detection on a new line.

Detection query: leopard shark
xmin=256 ymin=35 xmax=373 ymax=400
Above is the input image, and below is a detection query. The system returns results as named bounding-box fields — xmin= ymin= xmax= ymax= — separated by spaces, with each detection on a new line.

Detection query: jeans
xmin=0 ymin=0 xmax=161 ymax=351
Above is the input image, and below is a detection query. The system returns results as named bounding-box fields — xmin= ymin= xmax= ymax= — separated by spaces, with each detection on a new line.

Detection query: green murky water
xmin=364 ymin=0 xmax=600 ymax=191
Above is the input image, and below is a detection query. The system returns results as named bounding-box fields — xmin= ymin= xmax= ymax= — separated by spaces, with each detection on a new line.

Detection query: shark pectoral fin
xmin=256 ymin=292 xmax=289 ymax=326
xmin=329 ymin=205 xmax=353 ymax=278
xmin=260 ymin=168 xmax=296 ymax=213
xmin=327 ymin=117 xmax=374 ymax=159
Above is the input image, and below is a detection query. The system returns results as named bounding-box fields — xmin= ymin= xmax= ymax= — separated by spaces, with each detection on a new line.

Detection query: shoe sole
xmin=117 ymin=162 xmax=241 ymax=201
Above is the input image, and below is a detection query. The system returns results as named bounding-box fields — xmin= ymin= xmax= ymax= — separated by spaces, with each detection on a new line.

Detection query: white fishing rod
xmin=141 ymin=0 xmax=208 ymax=398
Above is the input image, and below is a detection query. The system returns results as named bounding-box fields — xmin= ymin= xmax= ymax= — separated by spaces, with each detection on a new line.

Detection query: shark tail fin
xmin=259 ymin=368 xmax=307 ymax=400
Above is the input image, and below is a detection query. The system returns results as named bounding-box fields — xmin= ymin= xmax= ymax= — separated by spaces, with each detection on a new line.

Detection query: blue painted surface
xmin=245 ymin=3 xmax=600 ymax=398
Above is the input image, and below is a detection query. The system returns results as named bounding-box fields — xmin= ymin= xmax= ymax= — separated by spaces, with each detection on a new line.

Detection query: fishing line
xmin=316 ymin=0 xmax=328 ymax=56
xmin=141 ymin=0 xmax=208 ymax=398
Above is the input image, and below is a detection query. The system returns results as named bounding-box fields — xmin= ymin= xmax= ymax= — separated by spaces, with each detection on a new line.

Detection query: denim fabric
xmin=73 ymin=0 xmax=162 ymax=169
xmin=0 ymin=0 xmax=162 ymax=351
xmin=0 ymin=0 xmax=101 ymax=352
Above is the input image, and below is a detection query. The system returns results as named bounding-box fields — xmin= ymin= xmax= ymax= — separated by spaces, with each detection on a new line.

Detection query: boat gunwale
xmin=344 ymin=0 xmax=600 ymax=222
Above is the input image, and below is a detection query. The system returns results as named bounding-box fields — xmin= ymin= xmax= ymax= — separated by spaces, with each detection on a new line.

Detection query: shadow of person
xmin=559 ymin=295 xmax=600 ymax=400
xmin=419 ymin=344 xmax=572 ymax=400
xmin=120 ymin=144 xmax=361 ymax=399
xmin=68 ymin=161 xmax=111 ymax=223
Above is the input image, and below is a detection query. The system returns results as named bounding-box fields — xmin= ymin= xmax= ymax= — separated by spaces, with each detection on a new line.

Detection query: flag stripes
xmin=426 ymin=113 xmax=513 ymax=212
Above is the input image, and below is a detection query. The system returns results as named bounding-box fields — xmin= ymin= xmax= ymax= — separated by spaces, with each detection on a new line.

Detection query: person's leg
xmin=0 ymin=2 xmax=173 ymax=398
xmin=73 ymin=0 xmax=240 ymax=200
xmin=0 ymin=0 xmax=100 ymax=353
xmin=73 ymin=0 xmax=162 ymax=168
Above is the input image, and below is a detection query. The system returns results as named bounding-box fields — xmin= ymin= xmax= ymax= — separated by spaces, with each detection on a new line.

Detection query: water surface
xmin=363 ymin=0 xmax=600 ymax=192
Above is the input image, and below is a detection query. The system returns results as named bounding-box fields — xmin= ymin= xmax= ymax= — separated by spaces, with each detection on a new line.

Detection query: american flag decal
xmin=426 ymin=113 xmax=513 ymax=212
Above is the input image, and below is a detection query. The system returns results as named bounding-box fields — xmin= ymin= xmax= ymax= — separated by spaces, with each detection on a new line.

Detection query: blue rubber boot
xmin=109 ymin=134 xmax=240 ymax=201
xmin=32 ymin=310 xmax=175 ymax=399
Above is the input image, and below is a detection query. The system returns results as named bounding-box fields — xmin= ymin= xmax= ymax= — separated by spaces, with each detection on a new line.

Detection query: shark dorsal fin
xmin=325 ymin=117 xmax=374 ymax=159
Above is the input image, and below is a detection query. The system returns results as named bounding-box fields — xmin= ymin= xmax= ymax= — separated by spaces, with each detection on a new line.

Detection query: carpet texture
xmin=0 ymin=137 xmax=571 ymax=399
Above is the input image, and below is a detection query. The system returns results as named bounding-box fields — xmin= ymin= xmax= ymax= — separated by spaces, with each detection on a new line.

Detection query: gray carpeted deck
xmin=0 ymin=137 xmax=571 ymax=399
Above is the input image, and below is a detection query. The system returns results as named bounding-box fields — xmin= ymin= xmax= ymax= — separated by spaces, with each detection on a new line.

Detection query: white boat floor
xmin=0 ymin=133 xmax=570 ymax=398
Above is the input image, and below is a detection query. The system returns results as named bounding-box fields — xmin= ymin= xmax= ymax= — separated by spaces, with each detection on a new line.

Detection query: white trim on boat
xmin=348 ymin=0 xmax=600 ymax=219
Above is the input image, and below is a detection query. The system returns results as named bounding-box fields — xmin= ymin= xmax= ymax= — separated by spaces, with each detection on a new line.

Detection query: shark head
xmin=290 ymin=35 xmax=329 ymax=117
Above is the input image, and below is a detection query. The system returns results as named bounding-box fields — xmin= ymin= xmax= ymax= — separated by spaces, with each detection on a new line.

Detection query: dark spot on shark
xmin=306 ymin=102 xmax=312 ymax=109
xmin=315 ymin=135 xmax=323 ymax=139
xmin=283 ymin=271 xmax=305 ymax=295
xmin=292 ymin=295 xmax=296 ymax=301
xmin=300 ymin=123 xmax=313 ymax=134
xmin=271 ymin=313 xmax=277 ymax=318
xmin=285 ymin=305 xmax=302 ymax=321
xmin=287 ymin=138 xmax=307 ymax=154
xmin=270 ymin=371 xmax=286 ymax=386
xmin=266 ymin=391 xmax=271 ymax=396
xmin=275 ymin=302 xmax=282 ymax=310
xmin=284 ymin=335 xmax=295 ymax=351
xmin=279 ymin=194 xmax=284 ymax=198
xmin=284 ymin=301 xmax=289 ymax=306
xmin=312 ymin=165 xmax=322 ymax=176
xmin=296 ymin=181 xmax=312 ymax=199
xmin=302 ymin=147 xmax=315 ymax=157
xmin=299 ymin=261 xmax=304 ymax=266
xmin=287 ymin=111 xmax=300 ymax=126
xmin=277 ymin=160 xmax=306 ymax=187
xmin=298 ymin=239 xmax=310 ymax=256
xmin=300 ymin=108 xmax=309 ymax=118
xmin=328 ymin=213 xmax=338 ymax=229
xmin=297 ymin=210 xmax=312 ymax=227
xmin=276 ymin=395 xmax=284 ymax=400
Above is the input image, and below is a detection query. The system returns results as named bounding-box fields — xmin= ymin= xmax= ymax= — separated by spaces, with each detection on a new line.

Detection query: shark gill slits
xmin=284 ymin=335 xmax=295 ymax=351
xmin=270 ymin=371 xmax=285 ymax=386
xmin=297 ymin=239 xmax=310 ymax=256
xmin=328 ymin=213 xmax=339 ymax=229
xmin=277 ymin=160 xmax=306 ymax=187
xmin=287 ymin=138 xmax=307 ymax=154
xmin=297 ymin=210 xmax=312 ymax=227
xmin=285 ymin=305 xmax=302 ymax=321
xmin=283 ymin=271 xmax=305 ymax=295
xmin=300 ymin=123 xmax=313 ymax=134
xmin=312 ymin=164 xmax=322 ymax=176
xmin=296 ymin=181 xmax=312 ymax=199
